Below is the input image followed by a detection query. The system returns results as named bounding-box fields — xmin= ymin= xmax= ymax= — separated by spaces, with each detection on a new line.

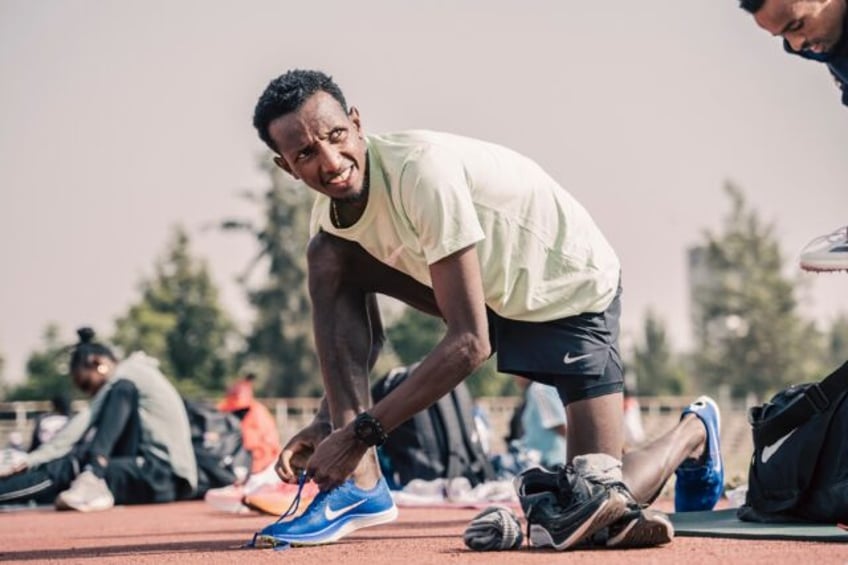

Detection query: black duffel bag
xmin=741 ymin=361 xmax=848 ymax=523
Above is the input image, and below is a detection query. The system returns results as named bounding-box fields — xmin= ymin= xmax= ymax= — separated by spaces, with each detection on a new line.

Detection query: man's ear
xmin=349 ymin=107 xmax=363 ymax=136
xmin=273 ymin=155 xmax=298 ymax=179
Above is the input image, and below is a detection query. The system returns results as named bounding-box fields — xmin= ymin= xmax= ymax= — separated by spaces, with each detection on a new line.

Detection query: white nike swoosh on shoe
xmin=563 ymin=352 xmax=593 ymax=365
xmin=760 ymin=429 xmax=796 ymax=464
xmin=324 ymin=498 xmax=367 ymax=521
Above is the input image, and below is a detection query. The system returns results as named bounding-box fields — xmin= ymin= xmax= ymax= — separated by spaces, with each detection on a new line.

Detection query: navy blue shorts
xmin=487 ymin=286 xmax=624 ymax=405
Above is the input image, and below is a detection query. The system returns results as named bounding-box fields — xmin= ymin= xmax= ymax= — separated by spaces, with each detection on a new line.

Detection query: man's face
xmin=754 ymin=0 xmax=847 ymax=53
xmin=268 ymin=91 xmax=368 ymax=202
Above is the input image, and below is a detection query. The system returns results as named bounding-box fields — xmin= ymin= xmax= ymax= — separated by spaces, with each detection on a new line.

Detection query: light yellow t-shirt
xmin=308 ymin=130 xmax=620 ymax=322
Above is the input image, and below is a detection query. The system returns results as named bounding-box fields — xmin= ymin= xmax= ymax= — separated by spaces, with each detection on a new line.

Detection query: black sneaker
xmin=516 ymin=466 xmax=629 ymax=551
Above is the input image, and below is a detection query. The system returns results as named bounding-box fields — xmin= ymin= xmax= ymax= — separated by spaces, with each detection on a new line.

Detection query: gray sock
xmin=463 ymin=505 xmax=523 ymax=551
xmin=572 ymin=453 xmax=624 ymax=485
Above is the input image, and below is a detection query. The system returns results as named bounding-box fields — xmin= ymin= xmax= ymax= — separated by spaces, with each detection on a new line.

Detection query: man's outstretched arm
xmin=368 ymin=244 xmax=490 ymax=433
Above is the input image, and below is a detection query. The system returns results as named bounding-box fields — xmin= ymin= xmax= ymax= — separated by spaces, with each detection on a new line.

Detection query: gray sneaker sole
xmin=606 ymin=509 xmax=674 ymax=548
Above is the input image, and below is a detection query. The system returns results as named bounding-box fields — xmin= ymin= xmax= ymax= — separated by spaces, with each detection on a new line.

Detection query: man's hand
xmin=276 ymin=420 xmax=332 ymax=483
xmin=305 ymin=424 xmax=368 ymax=491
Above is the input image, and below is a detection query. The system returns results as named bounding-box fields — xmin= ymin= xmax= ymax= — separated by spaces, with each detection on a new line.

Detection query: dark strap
xmin=449 ymin=383 xmax=495 ymax=482
xmin=432 ymin=392 xmax=465 ymax=480
xmin=751 ymin=361 xmax=848 ymax=446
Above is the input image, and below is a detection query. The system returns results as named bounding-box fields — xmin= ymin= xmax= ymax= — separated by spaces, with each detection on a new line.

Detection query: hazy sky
xmin=1 ymin=1 xmax=846 ymax=383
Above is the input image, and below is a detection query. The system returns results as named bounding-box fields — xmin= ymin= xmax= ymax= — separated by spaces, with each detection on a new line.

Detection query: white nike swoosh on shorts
xmin=562 ymin=352 xmax=593 ymax=365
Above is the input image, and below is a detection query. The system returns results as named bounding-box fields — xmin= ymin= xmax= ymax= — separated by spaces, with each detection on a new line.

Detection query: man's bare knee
xmin=307 ymin=232 xmax=351 ymax=281
xmin=308 ymin=231 xmax=383 ymax=283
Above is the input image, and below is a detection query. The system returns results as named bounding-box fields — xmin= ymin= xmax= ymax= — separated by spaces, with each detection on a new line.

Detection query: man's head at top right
xmin=741 ymin=0 xmax=847 ymax=54
xmin=252 ymin=69 xmax=369 ymax=204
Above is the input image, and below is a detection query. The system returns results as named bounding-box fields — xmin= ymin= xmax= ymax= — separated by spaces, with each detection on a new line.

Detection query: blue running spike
xmin=251 ymin=476 xmax=398 ymax=547
xmin=674 ymin=396 xmax=724 ymax=512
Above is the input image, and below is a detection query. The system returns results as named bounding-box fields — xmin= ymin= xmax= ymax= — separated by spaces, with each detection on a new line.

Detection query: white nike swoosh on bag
xmin=760 ymin=429 xmax=797 ymax=464
xmin=562 ymin=352 xmax=593 ymax=365
xmin=324 ymin=499 xmax=367 ymax=521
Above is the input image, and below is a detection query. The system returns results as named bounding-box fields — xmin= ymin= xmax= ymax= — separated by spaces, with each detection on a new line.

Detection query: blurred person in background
xmin=516 ymin=376 xmax=568 ymax=469
xmin=205 ymin=372 xmax=298 ymax=515
xmin=0 ymin=328 xmax=196 ymax=511
xmin=29 ymin=393 xmax=72 ymax=452
xmin=218 ymin=372 xmax=281 ymax=475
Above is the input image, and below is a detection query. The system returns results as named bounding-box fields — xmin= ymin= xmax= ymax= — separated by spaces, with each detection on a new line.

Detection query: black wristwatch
xmin=354 ymin=412 xmax=388 ymax=447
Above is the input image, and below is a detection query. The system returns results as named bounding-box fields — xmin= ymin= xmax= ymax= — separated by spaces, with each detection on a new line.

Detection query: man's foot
xmin=674 ymin=396 xmax=724 ymax=512
xmin=251 ymin=478 xmax=397 ymax=547
xmin=799 ymin=226 xmax=848 ymax=273
xmin=55 ymin=470 xmax=115 ymax=512
xmin=515 ymin=466 xmax=629 ymax=551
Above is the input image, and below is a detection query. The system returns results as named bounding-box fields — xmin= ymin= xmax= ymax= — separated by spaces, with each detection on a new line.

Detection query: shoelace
xmin=246 ymin=471 xmax=309 ymax=549
xmin=274 ymin=470 xmax=309 ymax=524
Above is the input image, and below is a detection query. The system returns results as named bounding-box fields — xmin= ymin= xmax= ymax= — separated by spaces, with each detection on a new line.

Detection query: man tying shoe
xmin=248 ymin=69 xmax=724 ymax=550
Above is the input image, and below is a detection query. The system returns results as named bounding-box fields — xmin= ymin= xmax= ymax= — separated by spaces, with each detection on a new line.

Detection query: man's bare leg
xmin=566 ymin=393 xmax=625 ymax=460
xmin=622 ymin=413 xmax=707 ymax=504
xmin=566 ymin=392 xmax=708 ymax=504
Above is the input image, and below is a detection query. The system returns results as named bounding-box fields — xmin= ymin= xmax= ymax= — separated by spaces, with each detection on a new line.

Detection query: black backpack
xmin=371 ymin=364 xmax=495 ymax=488
xmin=183 ymin=399 xmax=253 ymax=498
xmin=742 ymin=361 xmax=848 ymax=523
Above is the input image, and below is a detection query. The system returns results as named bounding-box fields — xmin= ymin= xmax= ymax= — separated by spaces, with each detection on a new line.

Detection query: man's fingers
xmin=277 ymin=443 xmax=315 ymax=483
xmin=276 ymin=449 xmax=299 ymax=483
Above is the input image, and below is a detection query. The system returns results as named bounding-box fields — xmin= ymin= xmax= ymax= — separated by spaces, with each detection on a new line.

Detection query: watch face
xmin=355 ymin=413 xmax=384 ymax=446
xmin=359 ymin=422 xmax=375 ymax=437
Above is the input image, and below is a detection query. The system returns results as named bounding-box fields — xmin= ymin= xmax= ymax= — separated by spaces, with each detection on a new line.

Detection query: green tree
xmin=690 ymin=183 xmax=823 ymax=398
xmin=7 ymin=323 xmax=74 ymax=401
xmin=112 ymin=226 xmax=235 ymax=396
xmin=631 ymin=310 xmax=689 ymax=396
xmin=220 ymin=162 xmax=319 ymax=397
xmin=825 ymin=314 xmax=848 ymax=371
xmin=386 ymin=307 xmax=444 ymax=366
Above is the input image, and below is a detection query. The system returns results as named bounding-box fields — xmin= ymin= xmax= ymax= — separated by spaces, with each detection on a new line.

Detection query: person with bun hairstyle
xmin=0 ymin=328 xmax=197 ymax=511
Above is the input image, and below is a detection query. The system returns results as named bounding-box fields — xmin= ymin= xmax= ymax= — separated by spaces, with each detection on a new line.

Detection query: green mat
xmin=670 ymin=509 xmax=848 ymax=541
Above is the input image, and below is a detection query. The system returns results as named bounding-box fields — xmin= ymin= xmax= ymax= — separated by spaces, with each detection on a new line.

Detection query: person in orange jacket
xmin=218 ymin=374 xmax=281 ymax=474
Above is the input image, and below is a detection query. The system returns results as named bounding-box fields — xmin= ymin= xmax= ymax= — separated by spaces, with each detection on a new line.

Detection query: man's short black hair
xmin=739 ymin=0 xmax=766 ymax=14
xmin=253 ymin=69 xmax=348 ymax=152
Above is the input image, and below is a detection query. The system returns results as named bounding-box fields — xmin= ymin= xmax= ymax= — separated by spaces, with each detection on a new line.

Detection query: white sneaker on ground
xmin=799 ymin=226 xmax=848 ymax=273
xmin=55 ymin=470 xmax=115 ymax=512
xmin=243 ymin=461 xmax=281 ymax=494
xmin=205 ymin=484 xmax=250 ymax=514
